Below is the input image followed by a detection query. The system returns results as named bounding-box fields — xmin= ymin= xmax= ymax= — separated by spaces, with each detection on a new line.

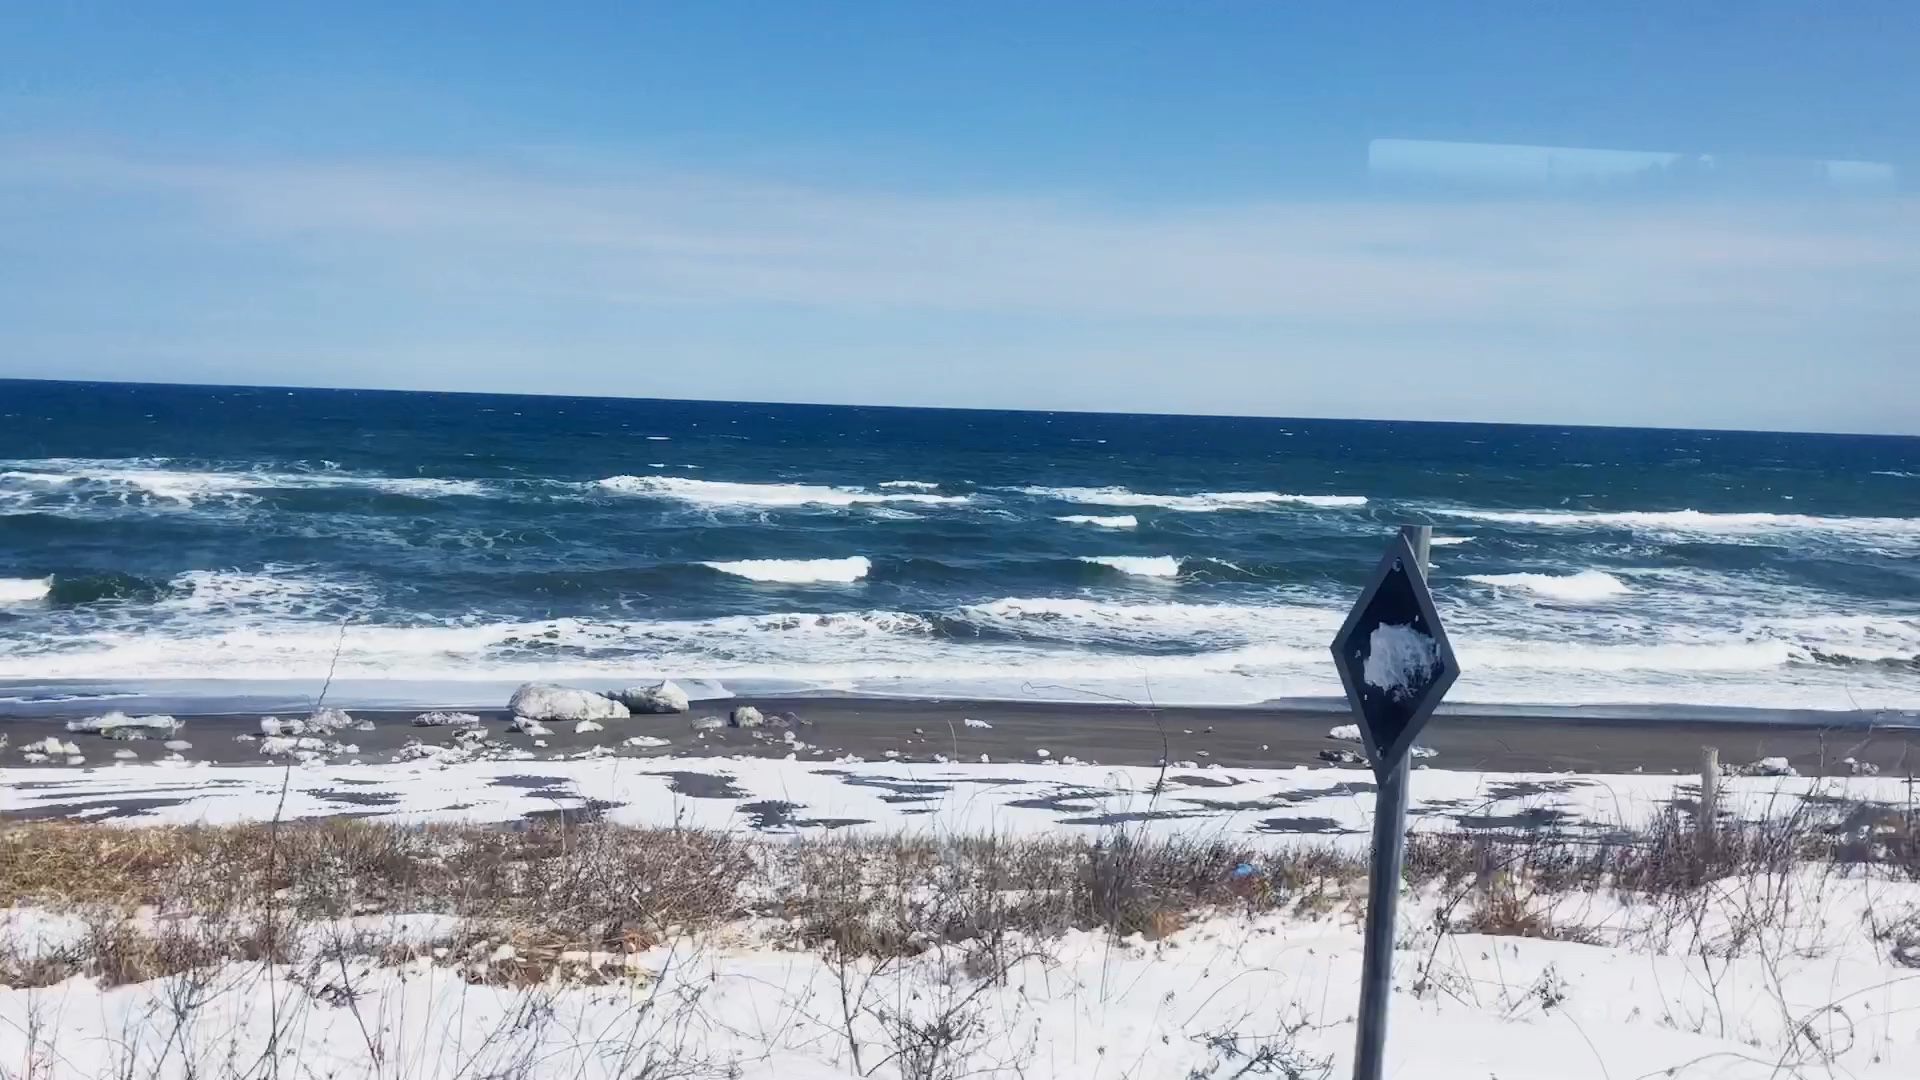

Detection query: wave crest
xmin=597 ymin=475 xmax=967 ymax=507
xmin=3 ymin=588 xmax=1917 ymax=710
xmin=704 ymin=556 xmax=872 ymax=583
xmin=1441 ymin=506 xmax=1920 ymax=541
xmin=1056 ymin=515 xmax=1138 ymax=529
xmin=0 ymin=577 xmax=52 ymax=604
xmin=1079 ymin=555 xmax=1182 ymax=578
xmin=1465 ymin=570 xmax=1631 ymax=602
xmin=0 ymin=458 xmax=488 ymax=507
xmin=1021 ymin=486 xmax=1366 ymax=511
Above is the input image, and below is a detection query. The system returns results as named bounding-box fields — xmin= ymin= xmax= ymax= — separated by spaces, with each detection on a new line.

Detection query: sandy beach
xmin=8 ymin=695 xmax=1918 ymax=777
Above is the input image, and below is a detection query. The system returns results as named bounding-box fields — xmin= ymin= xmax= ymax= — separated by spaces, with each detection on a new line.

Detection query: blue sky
xmin=2 ymin=3 xmax=1915 ymax=433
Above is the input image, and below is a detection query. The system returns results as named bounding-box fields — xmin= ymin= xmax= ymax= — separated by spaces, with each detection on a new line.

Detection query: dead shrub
xmin=2 ymin=790 xmax=1910 ymax=984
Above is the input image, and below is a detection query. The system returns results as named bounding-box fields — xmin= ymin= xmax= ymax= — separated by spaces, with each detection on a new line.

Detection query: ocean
xmin=1 ymin=379 xmax=1917 ymax=715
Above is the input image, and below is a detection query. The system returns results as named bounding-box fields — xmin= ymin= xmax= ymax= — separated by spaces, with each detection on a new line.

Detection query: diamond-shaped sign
xmin=1330 ymin=531 xmax=1460 ymax=773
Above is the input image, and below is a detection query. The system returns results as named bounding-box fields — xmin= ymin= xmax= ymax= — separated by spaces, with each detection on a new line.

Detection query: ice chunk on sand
xmin=260 ymin=709 xmax=356 ymax=738
xmin=612 ymin=681 xmax=690 ymax=714
xmin=509 ymin=716 xmax=552 ymax=737
xmin=509 ymin=684 xmax=629 ymax=722
xmin=66 ymin=712 xmax=181 ymax=737
xmin=25 ymin=737 xmax=81 ymax=757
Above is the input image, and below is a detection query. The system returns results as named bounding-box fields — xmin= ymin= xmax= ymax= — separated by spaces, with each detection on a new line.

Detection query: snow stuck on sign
xmin=1361 ymin=622 xmax=1437 ymax=702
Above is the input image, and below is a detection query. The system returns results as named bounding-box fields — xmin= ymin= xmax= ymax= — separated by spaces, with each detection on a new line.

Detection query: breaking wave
xmin=704 ymin=556 xmax=873 ymax=584
xmin=0 ymin=576 xmax=52 ymax=604
xmin=1078 ymin=555 xmax=1183 ymax=578
xmin=4 ymin=588 xmax=1915 ymax=710
xmin=1465 ymin=570 xmax=1631 ymax=602
xmin=0 ymin=573 xmax=181 ymax=607
xmin=596 ymin=476 xmax=968 ymax=507
xmin=1438 ymin=506 xmax=1920 ymax=542
xmin=1020 ymin=486 xmax=1366 ymax=511
xmin=0 ymin=458 xmax=490 ymax=508
xmin=1056 ymin=515 xmax=1138 ymax=529
xmin=48 ymin=572 xmax=178 ymax=606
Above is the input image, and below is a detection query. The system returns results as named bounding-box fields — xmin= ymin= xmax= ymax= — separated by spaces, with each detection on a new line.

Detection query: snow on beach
xmin=7 ymin=873 xmax=1919 ymax=1080
xmin=4 ymin=694 xmax=1918 ymax=1080
xmin=2 ymin=756 xmax=1919 ymax=1079
xmin=2 ymin=754 xmax=1910 ymax=843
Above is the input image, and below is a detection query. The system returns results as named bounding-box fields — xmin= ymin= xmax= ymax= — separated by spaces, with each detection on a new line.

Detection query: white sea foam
xmin=3 ymin=552 xmax=1917 ymax=713
xmin=1440 ymin=506 xmax=1920 ymax=542
xmin=862 ymin=506 xmax=926 ymax=522
xmin=878 ymin=480 xmax=941 ymax=490
xmin=1750 ymin=613 xmax=1920 ymax=665
xmin=0 ymin=458 xmax=489 ymax=506
xmin=3 ymin=599 xmax=1918 ymax=711
xmin=354 ymin=476 xmax=491 ymax=498
xmin=1056 ymin=514 xmax=1138 ymax=529
xmin=1466 ymin=570 xmax=1631 ymax=602
xmin=1 ymin=462 xmax=259 ymax=504
xmin=1021 ymin=486 xmax=1366 ymax=511
xmin=958 ymin=597 xmax=1333 ymax=647
xmin=0 ymin=577 xmax=51 ymax=603
xmin=1079 ymin=555 xmax=1182 ymax=578
xmin=161 ymin=567 xmax=377 ymax=618
xmin=1429 ymin=536 xmax=1472 ymax=547
xmin=0 ymin=596 xmax=1312 ymax=694
xmin=597 ymin=475 xmax=966 ymax=506
xmin=704 ymin=556 xmax=873 ymax=584
xmin=1457 ymin=638 xmax=1805 ymax=673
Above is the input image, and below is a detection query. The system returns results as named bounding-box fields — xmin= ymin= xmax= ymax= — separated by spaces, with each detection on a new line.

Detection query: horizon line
xmin=4 ymin=375 xmax=1915 ymax=442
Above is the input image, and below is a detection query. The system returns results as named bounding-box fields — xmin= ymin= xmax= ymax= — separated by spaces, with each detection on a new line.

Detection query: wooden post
xmin=1698 ymin=746 xmax=1719 ymax=851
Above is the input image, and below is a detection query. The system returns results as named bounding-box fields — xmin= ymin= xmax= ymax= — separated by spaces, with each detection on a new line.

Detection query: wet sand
xmin=8 ymin=697 xmax=1920 ymax=777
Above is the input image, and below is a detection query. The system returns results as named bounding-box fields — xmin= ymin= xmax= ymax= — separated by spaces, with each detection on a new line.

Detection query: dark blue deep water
xmin=2 ymin=380 xmax=1917 ymax=711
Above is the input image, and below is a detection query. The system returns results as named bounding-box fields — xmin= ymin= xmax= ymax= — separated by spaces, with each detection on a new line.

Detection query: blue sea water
xmin=1 ymin=380 xmax=1917 ymax=713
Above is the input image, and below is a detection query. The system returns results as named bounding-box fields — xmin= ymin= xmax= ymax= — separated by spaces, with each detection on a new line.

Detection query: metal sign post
xmin=1330 ymin=525 xmax=1459 ymax=1080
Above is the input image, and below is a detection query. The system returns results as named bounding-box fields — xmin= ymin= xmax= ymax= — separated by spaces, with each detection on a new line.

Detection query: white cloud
xmin=2 ymin=145 xmax=1917 ymax=431
xmin=12 ymin=146 xmax=1917 ymax=325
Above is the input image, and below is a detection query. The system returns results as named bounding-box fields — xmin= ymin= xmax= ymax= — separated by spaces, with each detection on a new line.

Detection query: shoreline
xmin=6 ymin=693 xmax=1919 ymax=776
xmin=6 ymin=678 xmax=1918 ymax=728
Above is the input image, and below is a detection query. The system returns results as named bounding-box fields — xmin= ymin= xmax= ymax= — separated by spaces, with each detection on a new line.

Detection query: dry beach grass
xmin=0 ymin=786 xmax=1917 ymax=1077
xmin=1 ymin=791 xmax=1916 ymax=987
